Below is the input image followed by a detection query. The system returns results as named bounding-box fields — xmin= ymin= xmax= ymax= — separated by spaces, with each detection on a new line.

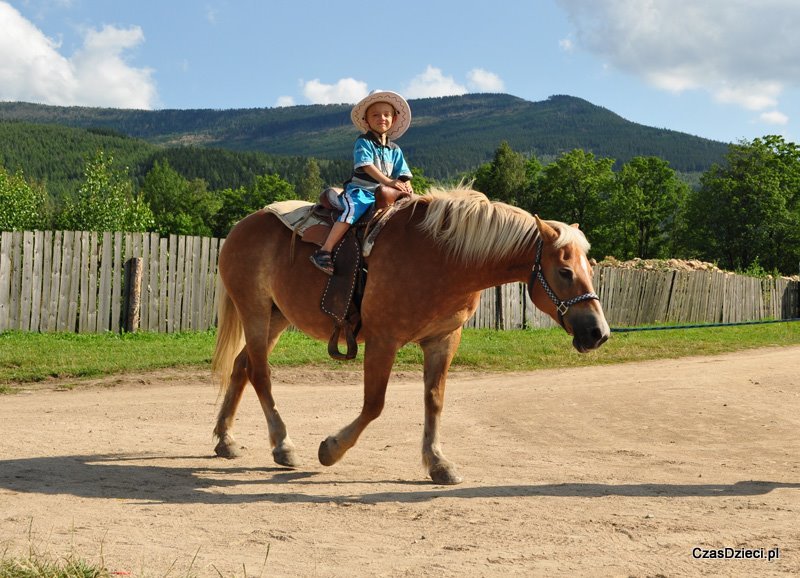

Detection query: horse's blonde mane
xmin=408 ymin=188 xmax=590 ymax=264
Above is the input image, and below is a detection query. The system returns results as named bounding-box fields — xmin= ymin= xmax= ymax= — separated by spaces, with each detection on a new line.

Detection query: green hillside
xmin=0 ymin=94 xmax=729 ymax=179
xmin=0 ymin=120 xmax=350 ymax=198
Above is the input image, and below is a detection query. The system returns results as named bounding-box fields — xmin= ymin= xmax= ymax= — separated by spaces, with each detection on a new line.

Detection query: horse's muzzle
xmin=569 ymin=309 xmax=611 ymax=353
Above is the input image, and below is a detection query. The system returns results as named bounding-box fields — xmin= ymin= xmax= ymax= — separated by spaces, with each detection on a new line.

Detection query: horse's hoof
xmin=272 ymin=445 xmax=300 ymax=468
xmin=429 ymin=463 xmax=463 ymax=485
xmin=214 ymin=437 xmax=243 ymax=459
xmin=318 ymin=437 xmax=340 ymax=466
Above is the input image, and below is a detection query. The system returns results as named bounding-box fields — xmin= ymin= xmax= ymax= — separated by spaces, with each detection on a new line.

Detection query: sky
xmin=2 ymin=0 xmax=800 ymax=145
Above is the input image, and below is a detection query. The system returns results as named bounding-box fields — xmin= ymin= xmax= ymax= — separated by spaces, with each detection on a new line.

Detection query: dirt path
xmin=1 ymin=347 xmax=799 ymax=577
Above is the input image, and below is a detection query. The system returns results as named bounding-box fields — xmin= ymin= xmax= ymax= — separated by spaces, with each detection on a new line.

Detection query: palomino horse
xmin=211 ymin=188 xmax=610 ymax=484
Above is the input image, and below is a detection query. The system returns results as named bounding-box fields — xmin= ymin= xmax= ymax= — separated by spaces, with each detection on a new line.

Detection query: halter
xmin=527 ymin=237 xmax=600 ymax=329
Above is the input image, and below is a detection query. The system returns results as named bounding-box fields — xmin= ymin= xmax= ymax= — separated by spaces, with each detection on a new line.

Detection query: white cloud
xmin=0 ymin=1 xmax=157 ymax=108
xmin=275 ymin=95 xmax=295 ymax=107
xmin=302 ymin=78 xmax=368 ymax=104
xmin=403 ymin=66 xmax=466 ymax=99
xmin=467 ymin=68 xmax=504 ymax=93
xmin=559 ymin=37 xmax=574 ymax=53
xmin=760 ymin=110 xmax=789 ymax=126
xmin=557 ymin=0 xmax=800 ymax=117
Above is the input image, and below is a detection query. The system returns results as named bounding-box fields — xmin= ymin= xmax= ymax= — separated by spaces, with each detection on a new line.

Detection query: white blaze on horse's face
xmin=579 ymin=254 xmax=592 ymax=278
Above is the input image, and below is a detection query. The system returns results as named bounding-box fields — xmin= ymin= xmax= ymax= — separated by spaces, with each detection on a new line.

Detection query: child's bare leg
xmin=321 ymin=222 xmax=351 ymax=252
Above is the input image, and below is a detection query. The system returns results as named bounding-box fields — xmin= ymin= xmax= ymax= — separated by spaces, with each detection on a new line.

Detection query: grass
xmin=1 ymin=322 xmax=799 ymax=388
xmin=0 ymin=555 xmax=109 ymax=578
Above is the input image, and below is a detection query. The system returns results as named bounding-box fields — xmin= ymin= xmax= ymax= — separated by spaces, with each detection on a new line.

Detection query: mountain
xmin=0 ymin=94 xmax=728 ymax=180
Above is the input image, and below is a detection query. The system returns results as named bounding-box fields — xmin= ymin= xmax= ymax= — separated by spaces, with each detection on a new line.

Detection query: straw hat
xmin=351 ymin=90 xmax=411 ymax=140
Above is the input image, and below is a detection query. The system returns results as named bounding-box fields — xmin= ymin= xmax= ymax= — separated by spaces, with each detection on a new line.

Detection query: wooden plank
xmin=26 ymin=231 xmax=43 ymax=331
xmin=44 ymin=232 xmax=62 ymax=332
xmin=17 ymin=232 xmax=34 ymax=331
xmin=207 ymin=238 xmax=220 ymax=330
xmin=111 ymin=232 xmax=124 ymax=332
xmin=87 ymin=232 xmax=99 ymax=332
xmin=8 ymin=231 xmax=22 ymax=330
xmin=167 ymin=235 xmax=179 ymax=333
xmin=189 ymin=237 xmax=205 ymax=331
xmin=196 ymin=237 xmax=212 ymax=331
xmin=97 ymin=232 xmax=112 ymax=332
xmin=0 ymin=231 xmax=12 ymax=331
xmin=159 ymin=237 xmax=168 ymax=333
xmin=55 ymin=231 xmax=72 ymax=331
xmin=66 ymin=231 xmax=82 ymax=332
xmin=77 ymin=231 xmax=90 ymax=332
xmin=138 ymin=233 xmax=149 ymax=330
xmin=179 ymin=235 xmax=191 ymax=331
xmin=147 ymin=232 xmax=160 ymax=332
xmin=36 ymin=231 xmax=52 ymax=331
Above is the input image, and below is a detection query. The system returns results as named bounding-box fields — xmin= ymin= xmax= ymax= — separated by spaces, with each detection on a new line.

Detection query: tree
xmin=687 ymin=135 xmax=800 ymax=274
xmin=0 ymin=167 xmax=49 ymax=231
xmin=58 ymin=151 xmax=154 ymax=232
xmin=536 ymin=149 xmax=616 ymax=234
xmin=213 ymin=173 xmax=296 ymax=237
xmin=296 ymin=158 xmax=325 ymax=201
xmin=481 ymin=142 xmax=529 ymax=206
xmin=141 ymin=159 xmax=221 ymax=236
xmin=605 ymin=156 xmax=689 ymax=259
xmin=410 ymin=166 xmax=433 ymax=195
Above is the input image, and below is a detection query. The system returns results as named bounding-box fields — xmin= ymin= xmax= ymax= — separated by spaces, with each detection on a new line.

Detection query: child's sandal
xmin=310 ymin=249 xmax=334 ymax=275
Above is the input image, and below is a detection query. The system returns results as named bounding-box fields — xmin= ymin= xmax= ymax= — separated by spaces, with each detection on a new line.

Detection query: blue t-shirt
xmin=346 ymin=132 xmax=412 ymax=193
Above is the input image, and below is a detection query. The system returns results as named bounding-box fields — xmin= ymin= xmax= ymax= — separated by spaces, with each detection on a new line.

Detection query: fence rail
xmin=1 ymin=230 xmax=798 ymax=333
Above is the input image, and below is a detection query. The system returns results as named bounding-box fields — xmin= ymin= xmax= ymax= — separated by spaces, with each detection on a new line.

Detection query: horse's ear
xmin=570 ymin=223 xmax=580 ymax=229
xmin=534 ymin=214 xmax=559 ymax=243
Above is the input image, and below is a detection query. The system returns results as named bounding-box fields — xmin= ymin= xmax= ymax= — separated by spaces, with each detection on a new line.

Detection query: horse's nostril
xmin=590 ymin=327 xmax=608 ymax=344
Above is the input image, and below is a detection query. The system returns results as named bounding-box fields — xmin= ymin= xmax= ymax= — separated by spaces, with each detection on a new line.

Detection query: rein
xmin=527 ymin=237 xmax=600 ymax=329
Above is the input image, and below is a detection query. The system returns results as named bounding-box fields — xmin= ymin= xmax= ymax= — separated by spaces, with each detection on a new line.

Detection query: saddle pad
xmin=263 ymin=200 xmax=319 ymax=234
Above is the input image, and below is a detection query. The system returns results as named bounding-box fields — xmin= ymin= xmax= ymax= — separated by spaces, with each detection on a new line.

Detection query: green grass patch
xmin=2 ymin=323 xmax=799 ymax=387
xmin=0 ymin=554 xmax=110 ymax=578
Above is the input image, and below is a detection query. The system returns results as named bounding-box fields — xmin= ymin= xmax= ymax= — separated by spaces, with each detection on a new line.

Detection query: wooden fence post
xmin=123 ymin=257 xmax=143 ymax=333
xmin=494 ymin=286 xmax=504 ymax=330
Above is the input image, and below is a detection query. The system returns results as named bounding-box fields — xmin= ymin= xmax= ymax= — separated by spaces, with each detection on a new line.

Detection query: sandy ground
xmin=1 ymin=346 xmax=800 ymax=577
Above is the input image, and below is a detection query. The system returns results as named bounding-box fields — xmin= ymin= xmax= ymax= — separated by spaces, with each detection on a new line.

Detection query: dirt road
xmin=1 ymin=346 xmax=799 ymax=577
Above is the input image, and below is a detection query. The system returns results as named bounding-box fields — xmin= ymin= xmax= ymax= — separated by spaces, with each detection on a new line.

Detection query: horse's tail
xmin=211 ymin=276 xmax=244 ymax=394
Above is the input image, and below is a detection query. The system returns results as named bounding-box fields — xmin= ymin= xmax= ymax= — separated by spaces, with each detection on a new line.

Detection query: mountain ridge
xmin=0 ymin=93 xmax=729 ymax=179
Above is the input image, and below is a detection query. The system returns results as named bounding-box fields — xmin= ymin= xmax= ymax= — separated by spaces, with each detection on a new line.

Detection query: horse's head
xmin=528 ymin=215 xmax=610 ymax=353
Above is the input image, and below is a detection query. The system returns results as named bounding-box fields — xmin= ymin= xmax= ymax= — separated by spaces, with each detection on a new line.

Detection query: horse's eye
xmin=559 ymin=267 xmax=574 ymax=282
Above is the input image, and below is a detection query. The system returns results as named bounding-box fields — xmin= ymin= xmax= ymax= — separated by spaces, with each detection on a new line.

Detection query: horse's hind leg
xmin=214 ymin=348 xmax=249 ymax=458
xmin=420 ymin=328 xmax=464 ymax=485
xmin=213 ymin=305 xmax=295 ymax=466
xmin=246 ymin=307 xmax=298 ymax=467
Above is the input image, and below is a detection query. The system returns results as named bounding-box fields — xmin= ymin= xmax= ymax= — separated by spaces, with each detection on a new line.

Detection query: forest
xmin=1 ymin=94 xmax=799 ymax=276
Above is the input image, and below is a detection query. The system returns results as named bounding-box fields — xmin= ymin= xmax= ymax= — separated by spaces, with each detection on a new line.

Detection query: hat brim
xmin=351 ymin=90 xmax=411 ymax=140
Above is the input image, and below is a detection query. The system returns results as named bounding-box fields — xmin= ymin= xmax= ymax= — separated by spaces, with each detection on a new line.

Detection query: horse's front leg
xmin=318 ymin=337 xmax=398 ymax=467
xmin=420 ymin=328 xmax=464 ymax=485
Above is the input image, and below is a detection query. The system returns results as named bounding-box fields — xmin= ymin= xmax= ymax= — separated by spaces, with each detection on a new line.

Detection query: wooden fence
xmin=466 ymin=267 xmax=799 ymax=329
xmin=1 ymin=230 xmax=798 ymax=333
xmin=0 ymin=230 xmax=222 ymax=333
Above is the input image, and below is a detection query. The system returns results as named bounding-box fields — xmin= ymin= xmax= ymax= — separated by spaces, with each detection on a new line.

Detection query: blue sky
xmin=2 ymin=0 xmax=799 ymax=145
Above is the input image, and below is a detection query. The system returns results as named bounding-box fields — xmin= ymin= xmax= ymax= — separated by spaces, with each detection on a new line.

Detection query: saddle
xmin=264 ymin=187 xmax=410 ymax=361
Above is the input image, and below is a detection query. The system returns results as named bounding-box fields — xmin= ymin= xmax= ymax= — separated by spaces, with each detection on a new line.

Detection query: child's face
xmin=365 ymin=102 xmax=395 ymax=135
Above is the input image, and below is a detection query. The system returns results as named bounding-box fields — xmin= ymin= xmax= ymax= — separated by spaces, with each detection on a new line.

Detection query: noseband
xmin=527 ymin=237 xmax=600 ymax=329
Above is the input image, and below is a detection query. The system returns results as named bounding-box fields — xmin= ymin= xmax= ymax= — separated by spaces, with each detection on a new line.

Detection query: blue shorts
xmin=339 ymin=186 xmax=375 ymax=225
